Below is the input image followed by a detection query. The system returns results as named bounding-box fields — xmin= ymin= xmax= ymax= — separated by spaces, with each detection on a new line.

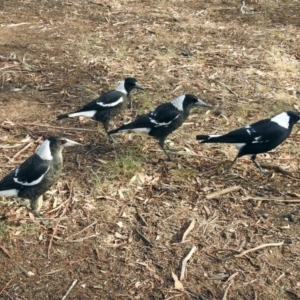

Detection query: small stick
xmin=206 ymin=186 xmax=241 ymax=200
xmin=242 ymin=197 xmax=300 ymax=203
xmin=224 ymin=272 xmax=239 ymax=284
xmin=135 ymin=229 xmax=154 ymax=247
xmin=61 ymin=279 xmax=78 ymax=300
xmin=180 ymin=246 xmax=197 ymax=281
xmin=22 ymin=123 xmax=97 ymax=132
xmin=211 ymin=79 xmax=238 ymax=96
xmin=67 ymin=221 xmax=98 ymax=238
xmin=274 ymin=273 xmax=285 ymax=283
xmin=181 ymin=219 xmax=195 ymax=243
xmin=48 ymin=221 xmax=60 ymax=259
xmin=8 ymin=142 xmax=33 ymax=162
xmin=259 ymin=163 xmax=291 ymax=176
xmin=135 ymin=207 xmax=148 ymax=226
xmin=0 ymin=279 xmax=12 ymax=295
xmin=234 ymin=241 xmax=284 ymax=258
xmin=222 ymin=282 xmax=233 ymax=300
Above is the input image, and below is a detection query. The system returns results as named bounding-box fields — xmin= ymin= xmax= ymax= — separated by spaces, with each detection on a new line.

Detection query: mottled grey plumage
xmin=0 ymin=136 xmax=81 ymax=214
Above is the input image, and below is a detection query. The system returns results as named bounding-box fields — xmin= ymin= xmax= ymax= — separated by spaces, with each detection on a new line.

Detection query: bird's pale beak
xmin=64 ymin=139 xmax=83 ymax=147
xmin=135 ymin=82 xmax=144 ymax=90
xmin=196 ymin=99 xmax=210 ymax=107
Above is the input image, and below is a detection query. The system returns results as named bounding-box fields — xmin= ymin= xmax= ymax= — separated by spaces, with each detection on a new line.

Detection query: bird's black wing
xmin=0 ymin=154 xmax=50 ymax=190
xmin=148 ymin=103 xmax=180 ymax=127
xmin=76 ymin=90 xmax=125 ymax=112
xmin=209 ymin=119 xmax=286 ymax=144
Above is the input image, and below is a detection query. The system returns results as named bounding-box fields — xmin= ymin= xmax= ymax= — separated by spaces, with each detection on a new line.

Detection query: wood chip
xmin=181 ymin=219 xmax=196 ymax=243
xmin=206 ymin=186 xmax=241 ymax=200
xmin=180 ymin=246 xmax=197 ymax=281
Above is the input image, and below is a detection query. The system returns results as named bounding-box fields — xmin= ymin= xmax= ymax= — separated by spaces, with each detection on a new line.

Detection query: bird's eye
xmin=58 ymin=140 xmax=65 ymax=145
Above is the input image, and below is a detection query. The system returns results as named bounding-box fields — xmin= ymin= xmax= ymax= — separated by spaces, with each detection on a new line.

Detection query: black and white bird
xmin=0 ymin=136 xmax=81 ymax=215
xmin=109 ymin=94 xmax=209 ymax=160
xmin=56 ymin=77 xmax=143 ymax=139
xmin=196 ymin=111 xmax=300 ymax=174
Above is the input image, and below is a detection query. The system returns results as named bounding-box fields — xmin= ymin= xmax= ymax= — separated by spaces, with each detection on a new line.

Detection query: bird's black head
xmin=124 ymin=77 xmax=144 ymax=93
xmin=286 ymin=111 xmax=300 ymax=126
xmin=48 ymin=136 xmax=82 ymax=152
xmin=183 ymin=94 xmax=210 ymax=108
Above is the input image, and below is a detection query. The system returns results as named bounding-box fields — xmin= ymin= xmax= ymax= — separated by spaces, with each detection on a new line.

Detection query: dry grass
xmin=1 ymin=0 xmax=300 ymax=299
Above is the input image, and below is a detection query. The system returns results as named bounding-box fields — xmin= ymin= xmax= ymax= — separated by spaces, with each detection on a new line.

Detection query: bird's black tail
xmin=56 ymin=113 xmax=69 ymax=120
xmin=108 ymin=123 xmax=136 ymax=135
xmin=196 ymin=135 xmax=210 ymax=142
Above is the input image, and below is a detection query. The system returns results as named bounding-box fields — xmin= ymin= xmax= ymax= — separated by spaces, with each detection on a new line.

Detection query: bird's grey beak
xmin=64 ymin=139 xmax=83 ymax=147
xmin=135 ymin=82 xmax=144 ymax=90
xmin=196 ymin=99 xmax=210 ymax=107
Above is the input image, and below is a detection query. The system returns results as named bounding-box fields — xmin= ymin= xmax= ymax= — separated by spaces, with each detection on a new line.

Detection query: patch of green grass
xmin=169 ymin=165 xmax=198 ymax=181
xmin=0 ymin=222 xmax=7 ymax=236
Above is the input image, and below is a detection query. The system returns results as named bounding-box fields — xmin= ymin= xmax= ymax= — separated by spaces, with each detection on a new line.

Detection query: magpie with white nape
xmin=56 ymin=77 xmax=143 ymax=140
xmin=196 ymin=111 xmax=300 ymax=174
xmin=109 ymin=94 xmax=210 ymax=160
xmin=0 ymin=136 xmax=82 ymax=215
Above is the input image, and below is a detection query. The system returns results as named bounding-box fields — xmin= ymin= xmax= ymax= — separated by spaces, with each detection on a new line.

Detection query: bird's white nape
xmin=271 ymin=112 xmax=290 ymax=129
xmin=171 ymin=95 xmax=185 ymax=111
xmin=115 ymin=80 xmax=127 ymax=94
xmin=0 ymin=189 xmax=19 ymax=196
xmin=97 ymin=97 xmax=124 ymax=107
xmin=37 ymin=140 xmax=53 ymax=160
xmin=68 ymin=110 xmax=97 ymax=118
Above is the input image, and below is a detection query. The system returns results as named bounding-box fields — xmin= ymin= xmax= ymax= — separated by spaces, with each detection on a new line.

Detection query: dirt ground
xmin=1 ymin=0 xmax=300 ymax=299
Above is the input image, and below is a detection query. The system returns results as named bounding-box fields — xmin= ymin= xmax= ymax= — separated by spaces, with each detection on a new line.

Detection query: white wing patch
xmin=171 ymin=95 xmax=185 ymax=111
xmin=115 ymin=80 xmax=127 ymax=94
xmin=37 ymin=140 xmax=53 ymax=160
xmin=208 ymin=135 xmax=221 ymax=140
xmin=149 ymin=114 xmax=179 ymax=126
xmin=125 ymin=128 xmax=151 ymax=133
xmin=271 ymin=112 xmax=290 ymax=129
xmin=97 ymin=97 xmax=123 ymax=107
xmin=0 ymin=189 xmax=19 ymax=196
xmin=68 ymin=110 xmax=97 ymax=118
xmin=14 ymin=166 xmax=50 ymax=186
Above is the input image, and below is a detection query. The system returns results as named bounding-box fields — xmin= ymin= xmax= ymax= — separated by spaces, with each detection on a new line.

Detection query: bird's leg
xmin=159 ymin=139 xmax=172 ymax=161
xmin=30 ymin=196 xmax=44 ymax=218
xmin=103 ymin=121 xmax=116 ymax=143
xmin=251 ymin=155 xmax=271 ymax=175
xmin=226 ymin=154 xmax=239 ymax=172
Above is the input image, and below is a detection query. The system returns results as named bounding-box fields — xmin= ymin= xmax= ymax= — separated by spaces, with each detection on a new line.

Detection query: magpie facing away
xmin=0 ymin=136 xmax=82 ymax=215
xmin=109 ymin=94 xmax=209 ymax=160
xmin=56 ymin=77 xmax=143 ymax=139
xmin=196 ymin=111 xmax=300 ymax=174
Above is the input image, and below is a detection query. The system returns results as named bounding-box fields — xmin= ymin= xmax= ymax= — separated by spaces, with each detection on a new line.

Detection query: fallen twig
xmin=206 ymin=186 xmax=241 ymax=200
xmin=23 ymin=123 xmax=97 ymax=132
xmin=181 ymin=219 xmax=195 ymax=243
xmin=259 ymin=163 xmax=292 ymax=176
xmin=242 ymin=196 xmax=300 ymax=203
xmin=8 ymin=142 xmax=34 ymax=163
xmin=65 ymin=234 xmax=99 ymax=243
xmin=135 ymin=229 xmax=154 ymax=247
xmin=222 ymin=282 xmax=233 ymax=300
xmin=0 ymin=279 xmax=12 ymax=295
xmin=48 ymin=221 xmax=60 ymax=259
xmin=211 ymin=79 xmax=238 ymax=96
xmin=67 ymin=221 xmax=98 ymax=238
xmin=180 ymin=246 xmax=197 ymax=281
xmin=235 ymin=241 xmax=284 ymax=258
xmin=61 ymin=279 xmax=77 ymax=300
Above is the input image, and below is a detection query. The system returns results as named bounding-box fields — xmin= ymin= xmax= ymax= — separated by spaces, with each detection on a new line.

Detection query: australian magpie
xmin=108 ymin=94 xmax=209 ymax=160
xmin=196 ymin=111 xmax=300 ymax=174
xmin=56 ymin=77 xmax=143 ymax=139
xmin=0 ymin=136 xmax=82 ymax=215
